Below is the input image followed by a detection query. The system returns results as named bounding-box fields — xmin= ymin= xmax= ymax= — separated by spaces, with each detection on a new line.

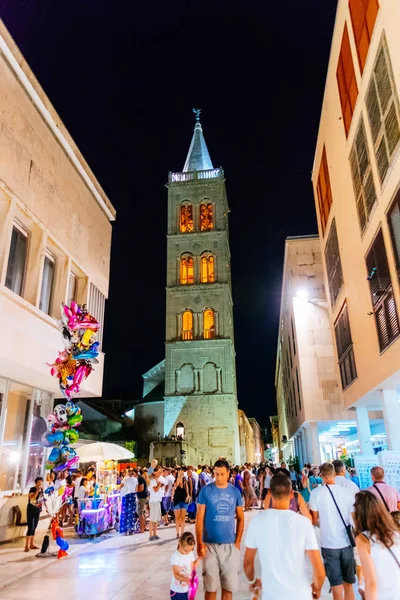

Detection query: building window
xmin=5 ymin=224 xmax=28 ymax=297
xmin=291 ymin=317 xmax=296 ymax=355
xmin=180 ymin=254 xmax=194 ymax=285
xmin=181 ymin=310 xmax=193 ymax=340
xmin=203 ymin=308 xmax=215 ymax=339
xmin=180 ymin=204 xmax=193 ymax=233
xmin=366 ymin=40 xmax=400 ymax=184
xmin=387 ymin=189 xmax=400 ymax=280
xmin=66 ymin=272 xmax=76 ymax=306
xmin=200 ymin=252 xmax=215 ymax=283
xmin=349 ymin=0 xmax=379 ymax=74
xmin=39 ymin=251 xmax=55 ymax=315
xmin=334 ymin=304 xmax=357 ymax=389
xmin=366 ymin=229 xmax=400 ymax=351
xmin=336 ymin=24 xmax=359 ymax=137
xmin=200 ymin=202 xmax=213 ymax=231
xmin=88 ymin=283 xmax=106 ymax=350
xmin=176 ymin=422 xmax=185 ymax=439
xmin=316 ymin=146 xmax=333 ymax=235
xmin=350 ymin=118 xmax=377 ymax=233
xmin=325 ymin=219 xmax=344 ymax=307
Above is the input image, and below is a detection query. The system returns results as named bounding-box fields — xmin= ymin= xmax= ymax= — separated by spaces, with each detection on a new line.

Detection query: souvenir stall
xmin=76 ymin=442 xmax=134 ymax=536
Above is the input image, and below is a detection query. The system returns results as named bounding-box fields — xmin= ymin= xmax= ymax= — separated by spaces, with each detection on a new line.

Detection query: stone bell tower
xmin=163 ymin=109 xmax=240 ymax=464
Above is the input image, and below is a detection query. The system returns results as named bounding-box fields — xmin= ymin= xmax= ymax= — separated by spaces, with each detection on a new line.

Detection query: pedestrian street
xmin=0 ymin=511 xmax=334 ymax=600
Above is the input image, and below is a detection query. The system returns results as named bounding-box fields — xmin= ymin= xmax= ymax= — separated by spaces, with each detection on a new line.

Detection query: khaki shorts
xmin=149 ymin=501 xmax=161 ymax=523
xmin=137 ymin=497 xmax=148 ymax=516
xmin=203 ymin=543 xmax=240 ymax=592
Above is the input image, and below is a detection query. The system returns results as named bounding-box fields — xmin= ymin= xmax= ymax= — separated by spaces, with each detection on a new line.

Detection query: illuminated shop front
xmin=0 ymin=379 xmax=54 ymax=499
xmin=319 ymin=419 xmax=387 ymax=463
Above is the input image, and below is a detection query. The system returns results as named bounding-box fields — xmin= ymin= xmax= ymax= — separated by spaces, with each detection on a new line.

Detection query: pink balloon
xmin=189 ymin=570 xmax=198 ymax=600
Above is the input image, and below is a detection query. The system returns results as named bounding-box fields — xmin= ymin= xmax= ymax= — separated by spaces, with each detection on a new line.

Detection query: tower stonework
xmin=164 ymin=116 xmax=240 ymax=464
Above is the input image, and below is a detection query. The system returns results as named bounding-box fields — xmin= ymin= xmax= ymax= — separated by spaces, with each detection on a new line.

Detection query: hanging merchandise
xmin=43 ymin=302 xmax=100 ymax=470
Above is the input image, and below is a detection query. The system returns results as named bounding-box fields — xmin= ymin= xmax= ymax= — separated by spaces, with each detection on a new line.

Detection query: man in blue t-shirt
xmin=196 ymin=458 xmax=244 ymax=599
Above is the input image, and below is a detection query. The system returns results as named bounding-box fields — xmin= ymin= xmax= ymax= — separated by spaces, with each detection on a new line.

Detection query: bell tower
xmin=163 ymin=110 xmax=240 ymax=464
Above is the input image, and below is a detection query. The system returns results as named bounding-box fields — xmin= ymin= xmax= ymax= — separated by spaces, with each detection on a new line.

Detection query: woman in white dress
xmin=354 ymin=489 xmax=400 ymax=600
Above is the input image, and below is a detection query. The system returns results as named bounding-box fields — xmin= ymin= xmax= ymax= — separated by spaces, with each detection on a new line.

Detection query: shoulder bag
xmin=326 ymin=484 xmax=355 ymax=548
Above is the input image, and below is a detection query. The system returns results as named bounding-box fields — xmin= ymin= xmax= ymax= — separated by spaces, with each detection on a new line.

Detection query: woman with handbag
xmin=354 ymin=490 xmax=400 ymax=599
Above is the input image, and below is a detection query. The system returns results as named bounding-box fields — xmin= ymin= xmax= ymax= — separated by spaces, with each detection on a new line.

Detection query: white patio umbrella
xmin=75 ymin=442 xmax=134 ymax=463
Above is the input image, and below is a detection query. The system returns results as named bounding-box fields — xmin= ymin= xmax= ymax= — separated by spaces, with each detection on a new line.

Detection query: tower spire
xmin=183 ymin=108 xmax=213 ymax=172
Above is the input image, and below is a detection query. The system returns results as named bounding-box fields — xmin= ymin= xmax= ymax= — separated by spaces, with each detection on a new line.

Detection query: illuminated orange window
xmin=180 ymin=204 xmax=193 ymax=233
xmin=349 ymin=0 xmax=379 ymax=74
xmin=336 ymin=24 xmax=359 ymax=137
xmin=180 ymin=255 xmax=194 ymax=284
xmin=203 ymin=308 xmax=215 ymax=339
xmin=182 ymin=310 xmax=193 ymax=340
xmin=316 ymin=147 xmax=333 ymax=236
xmin=201 ymin=253 xmax=215 ymax=283
xmin=200 ymin=203 xmax=213 ymax=231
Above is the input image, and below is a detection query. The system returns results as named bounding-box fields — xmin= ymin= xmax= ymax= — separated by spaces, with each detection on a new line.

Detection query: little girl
xmin=170 ymin=532 xmax=197 ymax=600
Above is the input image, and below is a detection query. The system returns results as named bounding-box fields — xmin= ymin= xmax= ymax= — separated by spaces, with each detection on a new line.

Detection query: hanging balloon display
xmin=44 ymin=302 xmax=100 ymax=471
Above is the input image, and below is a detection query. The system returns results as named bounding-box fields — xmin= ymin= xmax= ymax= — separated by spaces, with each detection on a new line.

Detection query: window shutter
xmin=349 ymin=0 xmax=379 ymax=73
xmin=349 ymin=118 xmax=377 ymax=232
xmin=316 ymin=147 xmax=333 ymax=235
xmin=336 ymin=25 xmax=358 ymax=137
xmin=366 ymin=229 xmax=400 ymax=351
xmin=366 ymin=40 xmax=400 ymax=184
xmin=388 ymin=190 xmax=400 ymax=277
xmin=325 ymin=219 xmax=344 ymax=306
xmin=334 ymin=304 xmax=357 ymax=389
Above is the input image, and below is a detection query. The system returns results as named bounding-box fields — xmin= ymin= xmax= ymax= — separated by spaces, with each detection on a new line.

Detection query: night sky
xmin=2 ymin=0 xmax=338 ymax=423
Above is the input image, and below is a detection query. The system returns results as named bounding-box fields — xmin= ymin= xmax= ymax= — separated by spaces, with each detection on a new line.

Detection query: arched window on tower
xmin=180 ymin=203 xmax=194 ymax=233
xmin=176 ymin=422 xmax=185 ymax=440
xmin=200 ymin=252 xmax=215 ymax=283
xmin=203 ymin=308 xmax=215 ymax=339
xmin=180 ymin=254 xmax=194 ymax=284
xmin=200 ymin=202 xmax=213 ymax=231
xmin=181 ymin=310 xmax=194 ymax=340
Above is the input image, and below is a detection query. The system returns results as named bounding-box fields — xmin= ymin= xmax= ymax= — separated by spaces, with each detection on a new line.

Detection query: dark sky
xmin=2 ymin=0 xmax=337 ymax=423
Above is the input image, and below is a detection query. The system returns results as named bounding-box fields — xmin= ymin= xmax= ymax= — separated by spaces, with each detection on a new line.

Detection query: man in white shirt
xmin=148 ymin=467 xmax=164 ymax=541
xmin=333 ymin=460 xmax=359 ymax=498
xmin=310 ymin=462 xmax=356 ymax=600
xmin=244 ymin=473 xmax=325 ymax=600
xmin=162 ymin=467 xmax=175 ymax=525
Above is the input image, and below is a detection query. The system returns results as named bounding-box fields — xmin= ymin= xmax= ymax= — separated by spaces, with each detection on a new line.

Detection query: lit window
xmin=180 ymin=255 xmax=194 ymax=284
xmin=200 ymin=252 xmax=215 ymax=283
xmin=182 ymin=310 xmax=193 ymax=340
xmin=5 ymin=224 xmax=28 ymax=296
xmin=200 ymin=202 xmax=213 ymax=231
xmin=316 ymin=147 xmax=333 ymax=236
xmin=336 ymin=24 xmax=358 ymax=137
xmin=349 ymin=0 xmax=379 ymax=74
xmin=180 ymin=204 xmax=194 ymax=233
xmin=203 ymin=308 xmax=215 ymax=339
xmin=39 ymin=251 xmax=55 ymax=315
xmin=67 ymin=272 xmax=76 ymax=306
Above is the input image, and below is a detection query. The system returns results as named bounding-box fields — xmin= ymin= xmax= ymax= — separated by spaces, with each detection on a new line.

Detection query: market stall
xmin=75 ymin=442 xmax=134 ymax=536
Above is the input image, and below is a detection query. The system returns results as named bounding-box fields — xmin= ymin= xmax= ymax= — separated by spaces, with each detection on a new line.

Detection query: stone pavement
xmin=0 ymin=511 xmax=334 ymax=599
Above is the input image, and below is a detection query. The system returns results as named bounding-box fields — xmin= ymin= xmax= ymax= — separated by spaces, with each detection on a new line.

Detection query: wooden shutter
xmin=337 ymin=24 xmax=359 ymax=137
xmin=349 ymin=0 xmax=379 ymax=73
xmin=316 ymin=147 xmax=333 ymax=235
xmin=334 ymin=304 xmax=357 ymax=389
xmin=349 ymin=118 xmax=377 ymax=232
xmin=366 ymin=42 xmax=400 ymax=183
xmin=325 ymin=219 xmax=344 ymax=307
xmin=388 ymin=190 xmax=400 ymax=279
xmin=366 ymin=229 xmax=400 ymax=351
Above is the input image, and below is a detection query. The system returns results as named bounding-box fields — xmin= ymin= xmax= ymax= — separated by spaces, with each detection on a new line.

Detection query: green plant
xmin=340 ymin=454 xmax=354 ymax=469
xmin=124 ymin=441 xmax=136 ymax=455
xmin=287 ymin=454 xmax=300 ymax=473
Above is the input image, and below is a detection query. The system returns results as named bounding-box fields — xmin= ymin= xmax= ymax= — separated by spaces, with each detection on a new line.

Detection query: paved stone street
xmin=0 ymin=511 xmax=338 ymax=600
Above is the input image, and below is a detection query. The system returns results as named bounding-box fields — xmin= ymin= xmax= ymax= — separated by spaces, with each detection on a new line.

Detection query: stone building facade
xmin=0 ymin=22 xmax=115 ymax=540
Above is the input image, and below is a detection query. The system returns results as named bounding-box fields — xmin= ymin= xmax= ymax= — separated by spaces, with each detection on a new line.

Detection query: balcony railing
xmin=168 ymin=168 xmax=224 ymax=183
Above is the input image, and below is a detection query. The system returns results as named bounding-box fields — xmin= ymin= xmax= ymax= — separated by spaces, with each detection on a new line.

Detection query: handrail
xmin=169 ymin=168 xmax=223 ymax=183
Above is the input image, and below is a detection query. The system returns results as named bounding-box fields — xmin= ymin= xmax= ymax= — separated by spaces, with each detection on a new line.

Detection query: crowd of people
xmin=26 ymin=457 xmax=400 ymax=599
